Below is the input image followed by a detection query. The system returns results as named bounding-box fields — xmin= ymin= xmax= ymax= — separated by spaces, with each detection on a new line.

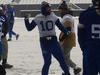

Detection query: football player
xmin=24 ymin=1 xmax=71 ymax=75
xmin=58 ymin=1 xmax=81 ymax=75
xmin=0 ymin=4 xmax=13 ymax=68
xmin=0 ymin=7 xmax=10 ymax=69
xmin=7 ymin=4 xmax=19 ymax=41
xmin=78 ymin=0 xmax=100 ymax=75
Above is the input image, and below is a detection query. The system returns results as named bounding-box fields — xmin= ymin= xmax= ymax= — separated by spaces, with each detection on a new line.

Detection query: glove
xmin=24 ymin=13 xmax=31 ymax=20
xmin=1 ymin=32 xmax=6 ymax=38
xmin=66 ymin=31 xmax=71 ymax=36
xmin=59 ymin=31 xmax=71 ymax=42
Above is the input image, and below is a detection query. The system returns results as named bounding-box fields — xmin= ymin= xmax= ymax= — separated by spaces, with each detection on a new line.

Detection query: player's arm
xmin=24 ymin=13 xmax=37 ymax=31
xmin=64 ymin=21 xmax=71 ymax=31
xmin=5 ymin=16 xmax=10 ymax=33
xmin=78 ymin=11 xmax=87 ymax=52
xmin=2 ymin=22 xmax=9 ymax=37
xmin=59 ymin=21 xmax=71 ymax=42
xmin=7 ymin=10 xmax=11 ymax=22
xmin=78 ymin=23 xmax=86 ymax=52
xmin=4 ymin=9 xmax=7 ymax=15
xmin=24 ymin=19 xmax=37 ymax=31
xmin=2 ymin=16 xmax=9 ymax=38
xmin=4 ymin=21 xmax=9 ymax=33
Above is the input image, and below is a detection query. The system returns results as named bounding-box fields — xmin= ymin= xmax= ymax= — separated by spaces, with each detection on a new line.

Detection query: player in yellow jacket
xmin=58 ymin=1 xmax=81 ymax=75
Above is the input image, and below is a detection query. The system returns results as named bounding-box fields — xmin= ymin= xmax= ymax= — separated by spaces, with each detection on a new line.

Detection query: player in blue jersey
xmin=78 ymin=0 xmax=100 ymax=75
xmin=0 ymin=6 xmax=10 ymax=74
xmin=24 ymin=1 xmax=71 ymax=75
xmin=0 ymin=4 xmax=13 ymax=68
xmin=7 ymin=4 xmax=19 ymax=41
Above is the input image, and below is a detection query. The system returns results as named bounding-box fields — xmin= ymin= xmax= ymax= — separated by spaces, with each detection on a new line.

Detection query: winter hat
xmin=92 ymin=0 xmax=100 ymax=6
xmin=41 ymin=1 xmax=51 ymax=15
xmin=59 ymin=1 xmax=68 ymax=10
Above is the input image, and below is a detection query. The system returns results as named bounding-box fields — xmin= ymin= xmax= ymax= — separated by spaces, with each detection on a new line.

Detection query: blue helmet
xmin=92 ymin=0 xmax=100 ymax=6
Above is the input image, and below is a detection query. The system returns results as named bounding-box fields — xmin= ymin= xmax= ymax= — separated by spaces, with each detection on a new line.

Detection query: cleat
xmin=74 ymin=67 xmax=81 ymax=75
xmin=7 ymin=38 xmax=12 ymax=41
xmin=16 ymin=34 xmax=19 ymax=40
xmin=2 ymin=63 xmax=13 ymax=69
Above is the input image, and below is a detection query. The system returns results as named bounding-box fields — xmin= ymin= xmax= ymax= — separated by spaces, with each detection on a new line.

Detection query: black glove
xmin=24 ymin=13 xmax=30 ymax=20
xmin=59 ymin=31 xmax=71 ymax=42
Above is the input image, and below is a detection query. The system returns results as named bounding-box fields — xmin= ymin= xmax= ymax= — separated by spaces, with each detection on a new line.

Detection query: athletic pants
xmin=40 ymin=38 xmax=70 ymax=75
xmin=8 ymin=22 xmax=16 ymax=38
xmin=83 ymin=46 xmax=100 ymax=75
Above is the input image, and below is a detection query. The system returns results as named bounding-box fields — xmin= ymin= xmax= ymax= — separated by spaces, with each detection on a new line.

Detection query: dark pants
xmin=83 ymin=46 xmax=100 ymax=75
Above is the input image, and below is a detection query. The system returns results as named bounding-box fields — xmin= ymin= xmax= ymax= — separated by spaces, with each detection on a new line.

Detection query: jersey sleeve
xmin=64 ymin=17 xmax=72 ymax=27
xmin=55 ymin=19 xmax=68 ymax=34
xmin=78 ymin=11 xmax=86 ymax=51
xmin=59 ymin=17 xmax=72 ymax=42
xmin=24 ymin=19 xmax=37 ymax=31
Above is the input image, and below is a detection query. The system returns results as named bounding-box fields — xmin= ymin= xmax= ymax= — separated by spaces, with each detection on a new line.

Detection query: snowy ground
xmin=5 ymin=17 xmax=83 ymax=75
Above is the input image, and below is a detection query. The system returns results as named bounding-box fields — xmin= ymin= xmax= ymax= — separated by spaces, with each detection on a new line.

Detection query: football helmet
xmin=92 ymin=0 xmax=100 ymax=6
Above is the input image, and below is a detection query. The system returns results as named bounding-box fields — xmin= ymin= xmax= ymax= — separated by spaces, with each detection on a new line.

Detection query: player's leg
xmin=88 ymin=46 xmax=99 ymax=75
xmin=8 ymin=22 xmax=13 ymax=40
xmin=10 ymin=22 xmax=16 ymax=36
xmin=52 ymin=42 xmax=70 ymax=75
xmin=40 ymin=42 xmax=52 ymax=75
xmin=0 ymin=42 xmax=3 ymax=55
xmin=1 ymin=37 xmax=13 ymax=68
xmin=10 ymin=22 xmax=19 ymax=40
xmin=62 ymin=47 xmax=81 ymax=74
xmin=62 ymin=47 xmax=76 ymax=68
xmin=83 ymin=47 xmax=90 ymax=75
xmin=83 ymin=46 xmax=98 ymax=75
xmin=1 ymin=37 xmax=8 ymax=60
xmin=8 ymin=22 xmax=16 ymax=41
xmin=97 ymin=47 xmax=100 ymax=74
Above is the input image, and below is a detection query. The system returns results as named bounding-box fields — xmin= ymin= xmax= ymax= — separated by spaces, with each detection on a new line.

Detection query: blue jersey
xmin=0 ymin=15 xmax=8 ymax=41
xmin=7 ymin=8 xmax=15 ymax=21
xmin=78 ymin=5 xmax=100 ymax=50
xmin=3 ymin=7 xmax=7 ymax=15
